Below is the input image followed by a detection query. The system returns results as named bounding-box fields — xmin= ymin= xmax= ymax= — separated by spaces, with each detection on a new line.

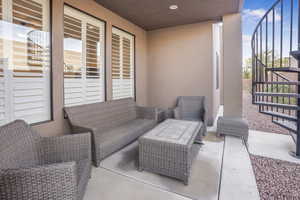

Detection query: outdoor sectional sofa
xmin=65 ymin=98 xmax=162 ymax=166
xmin=0 ymin=120 xmax=91 ymax=200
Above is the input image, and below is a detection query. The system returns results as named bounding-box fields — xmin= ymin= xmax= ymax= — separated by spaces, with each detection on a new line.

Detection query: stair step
xmin=266 ymin=67 xmax=300 ymax=73
xmin=255 ymin=81 xmax=300 ymax=85
xmin=260 ymin=111 xmax=297 ymax=121
xmin=291 ymin=50 xmax=300 ymax=60
xmin=254 ymin=92 xmax=300 ymax=98
xmin=254 ymin=101 xmax=300 ymax=110
xmin=273 ymin=120 xmax=297 ymax=133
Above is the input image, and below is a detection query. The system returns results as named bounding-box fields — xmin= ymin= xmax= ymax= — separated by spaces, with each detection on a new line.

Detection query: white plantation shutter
xmin=0 ymin=0 xmax=51 ymax=125
xmin=112 ymin=33 xmax=121 ymax=86
xmin=86 ymin=23 xmax=104 ymax=102
xmin=64 ymin=6 xmax=105 ymax=107
xmin=112 ymin=27 xmax=135 ymax=100
xmin=63 ymin=13 xmax=83 ymax=106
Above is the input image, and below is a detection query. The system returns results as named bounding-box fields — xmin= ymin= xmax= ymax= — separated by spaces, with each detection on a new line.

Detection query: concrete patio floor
xmin=82 ymin=127 xmax=297 ymax=200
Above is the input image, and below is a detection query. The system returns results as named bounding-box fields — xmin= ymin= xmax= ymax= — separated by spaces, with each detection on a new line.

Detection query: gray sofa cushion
xmin=65 ymin=98 xmax=137 ymax=132
xmin=96 ymin=119 xmax=156 ymax=161
xmin=64 ymin=98 xmax=160 ymax=166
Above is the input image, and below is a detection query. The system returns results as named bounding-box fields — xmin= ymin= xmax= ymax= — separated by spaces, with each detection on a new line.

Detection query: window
xmin=112 ymin=27 xmax=135 ymax=100
xmin=64 ymin=6 xmax=105 ymax=107
xmin=0 ymin=0 xmax=51 ymax=125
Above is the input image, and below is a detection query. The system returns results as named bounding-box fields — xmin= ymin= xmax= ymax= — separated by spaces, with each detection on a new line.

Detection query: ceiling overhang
xmin=95 ymin=0 xmax=243 ymax=30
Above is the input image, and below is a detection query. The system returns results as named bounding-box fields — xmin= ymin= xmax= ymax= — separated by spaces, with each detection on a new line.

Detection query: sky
xmin=242 ymin=0 xmax=278 ymax=62
xmin=242 ymin=0 xmax=298 ymax=65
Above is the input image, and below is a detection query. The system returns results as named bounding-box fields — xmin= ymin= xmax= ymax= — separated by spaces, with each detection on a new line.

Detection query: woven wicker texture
xmin=139 ymin=119 xmax=201 ymax=185
xmin=65 ymin=98 xmax=160 ymax=166
xmin=217 ymin=117 xmax=249 ymax=143
xmin=0 ymin=120 xmax=91 ymax=200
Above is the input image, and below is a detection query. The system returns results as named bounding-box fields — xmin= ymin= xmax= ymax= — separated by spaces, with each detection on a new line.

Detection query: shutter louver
xmin=86 ymin=23 xmax=104 ymax=103
xmin=112 ymin=33 xmax=120 ymax=79
xmin=64 ymin=6 xmax=105 ymax=107
xmin=122 ymin=38 xmax=131 ymax=79
xmin=112 ymin=28 xmax=134 ymax=100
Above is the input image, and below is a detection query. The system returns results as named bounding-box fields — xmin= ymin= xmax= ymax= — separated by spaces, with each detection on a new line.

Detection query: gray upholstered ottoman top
xmin=141 ymin=119 xmax=200 ymax=145
xmin=217 ymin=117 xmax=249 ymax=128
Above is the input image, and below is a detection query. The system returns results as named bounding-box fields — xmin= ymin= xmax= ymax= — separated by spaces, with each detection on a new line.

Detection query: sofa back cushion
xmin=0 ymin=120 xmax=41 ymax=169
xmin=177 ymin=96 xmax=206 ymax=120
xmin=65 ymin=98 xmax=137 ymax=132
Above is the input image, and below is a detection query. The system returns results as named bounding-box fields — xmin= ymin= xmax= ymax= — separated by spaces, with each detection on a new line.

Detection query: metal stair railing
xmin=251 ymin=0 xmax=300 ymax=157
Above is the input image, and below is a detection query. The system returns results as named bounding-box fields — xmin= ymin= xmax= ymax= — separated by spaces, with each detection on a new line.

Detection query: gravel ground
xmin=250 ymin=155 xmax=300 ymax=200
xmin=243 ymin=91 xmax=288 ymax=135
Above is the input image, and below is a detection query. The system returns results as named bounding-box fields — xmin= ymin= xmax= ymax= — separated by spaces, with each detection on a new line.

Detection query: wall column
xmin=222 ymin=13 xmax=243 ymax=118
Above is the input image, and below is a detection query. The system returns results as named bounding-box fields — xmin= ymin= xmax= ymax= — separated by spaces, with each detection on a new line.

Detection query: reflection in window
xmin=64 ymin=14 xmax=82 ymax=79
xmin=0 ymin=0 xmax=51 ymax=125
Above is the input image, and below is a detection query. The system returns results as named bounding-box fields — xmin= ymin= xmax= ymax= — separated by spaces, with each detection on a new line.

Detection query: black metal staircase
xmin=252 ymin=0 xmax=300 ymax=157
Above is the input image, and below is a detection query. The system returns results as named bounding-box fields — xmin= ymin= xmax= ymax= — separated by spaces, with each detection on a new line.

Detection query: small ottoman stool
xmin=217 ymin=117 xmax=249 ymax=144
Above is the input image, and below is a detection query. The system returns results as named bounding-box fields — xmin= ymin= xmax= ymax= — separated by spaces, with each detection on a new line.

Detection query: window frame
xmin=216 ymin=52 xmax=220 ymax=90
xmin=37 ymin=0 xmax=53 ymax=125
xmin=0 ymin=0 xmax=54 ymax=126
xmin=63 ymin=4 xmax=107 ymax=107
xmin=111 ymin=25 xmax=136 ymax=101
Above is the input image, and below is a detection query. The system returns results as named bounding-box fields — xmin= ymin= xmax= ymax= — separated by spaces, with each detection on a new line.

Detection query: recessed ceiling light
xmin=169 ymin=5 xmax=178 ymax=10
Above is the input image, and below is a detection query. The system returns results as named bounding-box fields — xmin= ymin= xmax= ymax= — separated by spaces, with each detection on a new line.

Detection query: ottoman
xmin=139 ymin=119 xmax=202 ymax=185
xmin=217 ymin=117 xmax=249 ymax=144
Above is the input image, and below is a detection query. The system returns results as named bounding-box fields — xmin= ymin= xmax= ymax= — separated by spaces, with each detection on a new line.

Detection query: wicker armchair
xmin=172 ymin=96 xmax=207 ymax=141
xmin=0 ymin=120 xmax=91 ymax=200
